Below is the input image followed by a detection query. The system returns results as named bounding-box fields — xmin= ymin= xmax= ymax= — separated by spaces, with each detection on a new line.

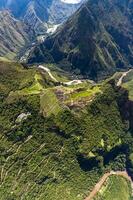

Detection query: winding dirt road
xmin=117 ymin=69 xmax=132 ymax=86
xmin=38 ymin=65 xmax=83 ymax=85
xmin=38 ymin=65 xmax=58 ymax=82
xmin=85 ymin=171 xmax=133 ymax=200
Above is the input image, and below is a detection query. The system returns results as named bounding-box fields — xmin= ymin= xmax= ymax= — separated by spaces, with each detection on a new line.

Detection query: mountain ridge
xmin=0 ymin=0 xmax=85 ymax=28
xmin=27 ymin=0 xmax=133 ymax=80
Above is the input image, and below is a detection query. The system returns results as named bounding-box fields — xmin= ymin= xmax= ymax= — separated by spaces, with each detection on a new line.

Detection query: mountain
xmin=0 ymin=10 xmax=35 ymax=59
xmin=0 ymin=0 xmax=85 ymax=59
xmin=27 ymin=0 xmax=133 ymax=80
xmin=0 ymin=0 xmax=85 ymax=34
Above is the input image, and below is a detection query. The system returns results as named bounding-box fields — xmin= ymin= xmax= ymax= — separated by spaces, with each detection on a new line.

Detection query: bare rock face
xmin=16 ymin=112 xmax=31 ymax=123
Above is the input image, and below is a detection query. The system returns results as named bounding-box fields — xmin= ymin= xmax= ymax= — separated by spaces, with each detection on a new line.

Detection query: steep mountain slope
xmin=1 ymin=60 xmax=133 ymax=199
xmin=27 ymin=0 xmax=133 ymax=80
xmin=0 ymin=0 xmax=85 ymax=33
xmin=0 ymin=11 xmax=35 ymax=59
xmin=0 ymin=0 xmax=85 ymax=59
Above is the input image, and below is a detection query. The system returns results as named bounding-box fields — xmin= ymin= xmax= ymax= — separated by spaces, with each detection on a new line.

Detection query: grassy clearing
xmin=21 ymin=73 xmax=44 ymax=95
xmin=94 ymin=175 xmax=132 ymax=200
xmin=5 ymin=74 xmax=43 ymax=103
xmin=61 ymin=83 xmax=101 ymax=107
xmin=70 ymin=86 xmax=101 ymax=100
xmin=40 ymin=88 xmax=62 ymax=116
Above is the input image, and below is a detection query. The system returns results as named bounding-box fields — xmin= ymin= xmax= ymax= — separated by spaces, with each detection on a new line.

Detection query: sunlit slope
xmin=94 ymin=175 xmax=132 ymax=200
xmin=0 ymin=11 xmax=34 ymax=59
xmin=27 ymin=0 xmax=133 ymax=80
xmin=0 ymin=61 xmax=133 ymax=199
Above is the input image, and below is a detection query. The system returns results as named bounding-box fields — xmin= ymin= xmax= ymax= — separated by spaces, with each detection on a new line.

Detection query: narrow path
xmin=85 ymin=171 xmax=132 ymax=200
xmin=117 ymin=69 xmax=132 ymax=86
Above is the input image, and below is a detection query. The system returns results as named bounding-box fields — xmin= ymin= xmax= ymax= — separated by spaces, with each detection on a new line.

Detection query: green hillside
xmin=94 ymin=175 xmax=132 ymax=200
xmin=122 ymin=70 xmax=133 ymax=100
xmin=0 ymin=61 xmax=133 ymax=199
xmin=0 ymin=0 xmax=133 ymax=199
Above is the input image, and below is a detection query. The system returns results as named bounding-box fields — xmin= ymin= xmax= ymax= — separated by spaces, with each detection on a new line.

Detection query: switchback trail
xmin=85 ymin=171 xmax=133 ymax=200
